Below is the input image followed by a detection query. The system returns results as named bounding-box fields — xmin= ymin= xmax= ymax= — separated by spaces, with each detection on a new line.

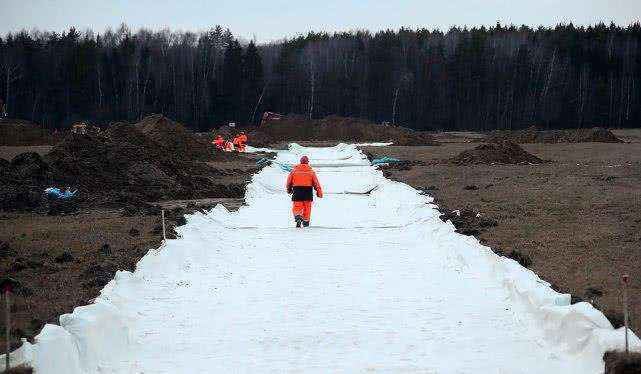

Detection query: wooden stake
xmin=161 ymin=210 xmax=167 ymax=241
xmin=623 ymin=274 xmax=630 ymax=355
xmin=5 ymin=291 xmax=10 ymax=371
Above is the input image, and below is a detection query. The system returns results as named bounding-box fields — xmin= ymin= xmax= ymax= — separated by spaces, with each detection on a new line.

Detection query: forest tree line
xmin=1 ymin=22 xmax=641 ymax=131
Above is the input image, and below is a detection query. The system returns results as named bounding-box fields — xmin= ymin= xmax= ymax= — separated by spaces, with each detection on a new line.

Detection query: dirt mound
xmin=0 ymin=119 xmax=55 ymax=146
xmin=45 ymin=129 xmax=226 ymax=203
xmin=450 ymin=142 xmax=544 ymax=165
xmin=486 ymin=127 xmax=623 ymax=144
xmin=255 ymin=115 xmax=438 ymax=146
xmin=1 ymin=115 xmax=254 ymax=211
xmin=133 ymin=114 xmax=211 ymax=160
xmin=9 ymin=153 xmax=49 ymax=181
xmin=0 ymin=153 xmax=50 ymax=210
xmin=575 ymin=127 xmax=623 ymax=143
xmin=0 ymin=158 xmax=9 ymax=173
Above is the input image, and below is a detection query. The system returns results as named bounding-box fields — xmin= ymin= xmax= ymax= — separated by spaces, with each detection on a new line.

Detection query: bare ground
xmin=0 ymin=146 xmax=52 ymax=161
xmin=2 ymin=128 xmax=640 ymax=356
xmin=363 ymin=130 xmax=641 ymax=334
xmin=0 ymin=198 xmax=246 ymax=350
xmin=0 ymin=142 xmax=260 ymax=350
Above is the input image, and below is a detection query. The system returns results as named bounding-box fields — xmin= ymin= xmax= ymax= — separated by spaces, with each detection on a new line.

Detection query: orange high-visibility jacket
xmin=213 ymin=137 xmax=225 ymax=149
xmin=238 ymin=134 xmax=248 ymax=145
xmin=286 ymin=164 xmax=323 ymax=201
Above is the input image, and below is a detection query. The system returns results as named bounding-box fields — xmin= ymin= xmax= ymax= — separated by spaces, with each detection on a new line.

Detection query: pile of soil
xmin=133 ymin=114 xmax=211 ymax=160
xmin=486 ymin=126 xmax=623 ymax=144
xmin=575 ymin=127 xmax=623 ymax=143
xmin=0 ymin=153 xmax=50 ymax=210
xmin=450 ymin=141 xmax=544 ymax=165
xmin=46 ymin=118 xmax=246 ymax=202
xmin=1 ymin=115 xmax=251 ymax=211
xmin=246 ymin=115 xmax=439 ymax=146
xmin=0 ymin=119 xmax=55 ymax=146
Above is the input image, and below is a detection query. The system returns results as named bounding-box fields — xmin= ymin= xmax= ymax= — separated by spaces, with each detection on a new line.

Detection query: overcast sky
xmin=3 ymin=0 xmax=640 ymax=43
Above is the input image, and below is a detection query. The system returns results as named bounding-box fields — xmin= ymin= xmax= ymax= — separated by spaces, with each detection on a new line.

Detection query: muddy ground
xmin=0 ymin=199 xmax=247 ymax=350
xmin=363 ymin=129 xmax=641 ymax=334
xmin=0 ymin=144 xmax=259 ymax=350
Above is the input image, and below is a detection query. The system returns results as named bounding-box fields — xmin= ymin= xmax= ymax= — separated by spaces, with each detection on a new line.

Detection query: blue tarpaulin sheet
xmin=44 ymin=187 xmax=77 ymax=199
xmin=371 ymin=157 xmax=402 ymax=166
xmin=256 ymin=158 xmax=292 ymax=172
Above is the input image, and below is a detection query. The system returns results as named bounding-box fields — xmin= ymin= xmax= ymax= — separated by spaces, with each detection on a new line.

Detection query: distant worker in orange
xmin=237 ymin=131 xmax=248 ymax=152
xmin=286 ymin=156 xmax=323 ymax=228
xmin=233 ymin=132 xmax=248 ymax=152
xmin=224 ymin=140 xmax=234 ymax=152
xmin=213 ymin=135 xmax=225 ymax=150
xmin=232 ymin=135 xmax=240 ymax=151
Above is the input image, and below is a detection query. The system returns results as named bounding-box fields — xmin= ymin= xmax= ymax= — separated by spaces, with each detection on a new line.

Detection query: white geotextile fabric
xmin=4 ymin=143 xmax=640 ymax=373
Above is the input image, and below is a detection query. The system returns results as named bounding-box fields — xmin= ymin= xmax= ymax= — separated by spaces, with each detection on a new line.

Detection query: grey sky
xmin=3 ymin=0 xmax=640 ymax=43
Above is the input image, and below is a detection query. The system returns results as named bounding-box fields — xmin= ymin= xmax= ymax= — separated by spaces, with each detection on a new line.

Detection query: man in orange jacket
xmin=286 ymin=155 xmax=323 ymax=228
xmin=237 ymin=131 xmax=248 ymax=152
xmin=213 ymin=135 xmax=225 ymax=150
xmin=232 ymin=135 xmax=239 ymax=150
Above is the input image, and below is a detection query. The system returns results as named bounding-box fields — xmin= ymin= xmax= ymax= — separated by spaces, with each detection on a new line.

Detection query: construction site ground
xmin=362 ymin=128 xmax=641 ymax=334
xmin=1 ymin=123 xmax=640 ymax=362
xmin=0 ymin=144 xmax=252 ymax=349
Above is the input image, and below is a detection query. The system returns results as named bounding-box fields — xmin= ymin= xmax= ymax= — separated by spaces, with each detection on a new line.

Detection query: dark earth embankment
xmin=449 ymin=141 xmax=545 ymax=165
xmin=486 ymin=126 xmax=624 ymax=144
xmin=1 ymin=114 xmax=261 ymax=212
xmin=215 ymin=114 xmax=439 ymax=147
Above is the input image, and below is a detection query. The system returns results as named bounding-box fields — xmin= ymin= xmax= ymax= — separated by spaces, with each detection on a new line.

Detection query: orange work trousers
xmin=292 ymin=200 xmax=313 ymax=222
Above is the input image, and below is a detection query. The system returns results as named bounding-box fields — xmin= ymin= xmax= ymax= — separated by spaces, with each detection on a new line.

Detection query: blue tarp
xmin=44 ymin=187 xmax=77 ymax=199
xmin=256 ymin=158 xmax=292 ymax=172
xmin=371 ymin=157 xmax=402 ymax=166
